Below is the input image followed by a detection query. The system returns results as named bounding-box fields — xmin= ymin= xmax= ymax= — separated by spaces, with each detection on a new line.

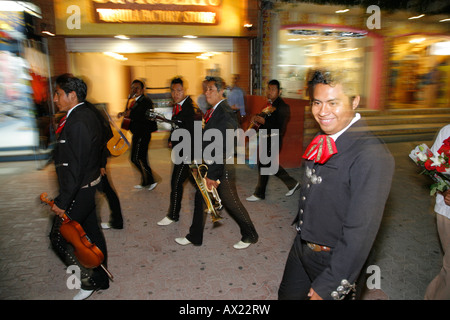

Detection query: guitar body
xmin=247 ymin=105 xmax=276 ymax=132
xmin=120 ymin=117 xmax=131 ymax=130
xmin=107 ymin=130 xmax=129 ymax=156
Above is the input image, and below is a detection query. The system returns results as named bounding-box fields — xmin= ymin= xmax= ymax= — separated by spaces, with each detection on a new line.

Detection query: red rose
xmin=424 ymin=159 xmax=434 ymax=171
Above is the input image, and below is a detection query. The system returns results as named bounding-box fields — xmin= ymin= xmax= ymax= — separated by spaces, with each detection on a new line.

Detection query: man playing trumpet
xmin=175 ymin=76 xmax=259 ymax=250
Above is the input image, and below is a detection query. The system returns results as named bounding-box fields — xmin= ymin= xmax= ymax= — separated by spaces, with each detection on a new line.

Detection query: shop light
xmin=409 ymin=38 xmax=426 ymax=44
xmin=430 ymin=41 xmax=450 ymax=55
xmin=408 ymin=14 xmax=425 ymax=20
xmin=115 ymin=35 xmax=129 ymax=40
xmin=41 ymin=31 xmax=55 ymax=37
xmin=103 ymin=52 xmax=128 ymax=61
xmin=335 ymin=9 xmax=349 ymax=13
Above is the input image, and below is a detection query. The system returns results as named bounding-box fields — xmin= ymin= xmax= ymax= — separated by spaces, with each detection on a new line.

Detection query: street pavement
xmin=0 ymin=135 xmax=443 ymax=301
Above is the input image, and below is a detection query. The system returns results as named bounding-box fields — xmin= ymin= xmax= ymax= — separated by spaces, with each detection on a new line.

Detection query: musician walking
xmin=49 ymin=74 xmax=110 ymax=300
xmin=157 ymin=77 xmax=202 ymax=226
xmin=278 ymin=68 xmax=394 ymax=300
xmin=119 ymin=80 xmax=158 ymax=190
xmin=246 ymin=79 xmax=299 ymax=202
xmin=175 ymin=76 xmax=259 ymax=249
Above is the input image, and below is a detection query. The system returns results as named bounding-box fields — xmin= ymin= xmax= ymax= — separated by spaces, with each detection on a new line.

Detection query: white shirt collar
xmin=66 ymin=102 xmax=84 ymax=118
xmin=329 ymin=112 xmax=361 ymax=141
xmin=212 ymin=99 xmax=225 ymax=110
xmin=178 ymin=96 xmax=189 ymax=106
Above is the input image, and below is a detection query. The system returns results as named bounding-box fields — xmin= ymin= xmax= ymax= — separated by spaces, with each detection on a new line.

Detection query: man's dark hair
xmin=205 ymin=76 xmax=226 ymax=91
xmin=268 ymin=79 xmax=280 ymax=91
xmin=307 ymin=68 xmax=357 ymax=100
xmin=170 ymin=77 xmax=184 ymax=87
xmin=55 ymin=73 xmax=87 ymax=102
xmin=132 ymin=79 xmax=145 ymax=89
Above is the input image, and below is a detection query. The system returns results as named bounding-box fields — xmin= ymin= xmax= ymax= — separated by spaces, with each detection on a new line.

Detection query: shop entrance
xmin=389 ymin=34 xmax=450 ymax=108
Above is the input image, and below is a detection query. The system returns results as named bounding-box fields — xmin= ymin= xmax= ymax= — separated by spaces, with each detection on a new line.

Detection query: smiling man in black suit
xmin=278 ymin=68 xmax=395 ymax=300
xmin=175 ymin=76 xmax=258 ymax=250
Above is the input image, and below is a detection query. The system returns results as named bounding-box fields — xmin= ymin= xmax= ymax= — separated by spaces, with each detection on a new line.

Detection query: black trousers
xmin=99 ymin=174 xmax=123 ymax=228
xmin=278 ymin=233 xmax=332 ymax=300
xmin=253 ymin=136 xmax=297 ymax=199
xmin=186 ymin=164 xmax=258 ymax=245
xmin=167 ymin=163 xmax=192 ymax=221
xmin=254 ymin=164 xmax=298 ymax=199
xmin=131 ymin=133 xmax=155 ymax=186
xmin=49 ymin=186 xmax=109 ymax=290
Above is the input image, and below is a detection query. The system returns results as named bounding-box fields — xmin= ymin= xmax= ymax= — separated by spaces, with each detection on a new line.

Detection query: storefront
xmin=50 ymin=0 xmax=258 ymax=123
xmin=260 ymin=2 xmax=450 ymax=111
xmin=0 ymin=1 xmax=51 ymax=161
xmin=388 ymin=33 xmax=450 ymax=108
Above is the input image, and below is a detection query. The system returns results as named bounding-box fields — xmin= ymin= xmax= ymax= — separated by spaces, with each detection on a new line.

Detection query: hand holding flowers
xmin=409 ymin=138 xmax=450 ymax=195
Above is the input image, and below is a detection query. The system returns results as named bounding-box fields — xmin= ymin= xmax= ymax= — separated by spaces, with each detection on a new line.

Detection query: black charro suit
xmin=129 ymin=94 xmax=158 ymax=187
xmin=278 ymin=118 xmax=395 ymax=300
xmin=253 ymin=96 xmax=298 ymax=198
xmin=166 ymin=96 xmax=202 ymax=221
xmin=185 ymin=100 xmax=259 ymax=245
xmin=50 ymin=102 xmax=109 ymax=290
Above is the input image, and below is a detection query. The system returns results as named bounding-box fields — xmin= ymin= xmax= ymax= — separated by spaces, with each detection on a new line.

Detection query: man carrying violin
xmin=50 ymin=74 xmax=110 ymax=300
xmin=246 ymin=79 xmax=299 ymax=202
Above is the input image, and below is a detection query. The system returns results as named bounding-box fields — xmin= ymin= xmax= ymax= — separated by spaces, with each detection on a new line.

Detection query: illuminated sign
xmin=92 ymin=0 xmax=222 ymax=25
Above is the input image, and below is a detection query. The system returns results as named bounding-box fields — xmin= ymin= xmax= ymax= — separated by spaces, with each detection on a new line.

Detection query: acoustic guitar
xmin=99 ymin=104 xmax=130 ymax=157
xmin=146 ymin=110 xmax=183 ymax=129
xmin=246 ymin=102 xmax=276 ymax=132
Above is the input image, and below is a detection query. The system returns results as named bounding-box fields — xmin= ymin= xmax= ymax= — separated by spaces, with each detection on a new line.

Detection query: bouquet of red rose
xmin=409 ymin=137 xmax=450 ymax=195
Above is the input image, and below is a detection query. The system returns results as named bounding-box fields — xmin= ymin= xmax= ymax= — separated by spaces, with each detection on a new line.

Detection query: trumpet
xmin=190 ymin=161 xmax=223 ymax=222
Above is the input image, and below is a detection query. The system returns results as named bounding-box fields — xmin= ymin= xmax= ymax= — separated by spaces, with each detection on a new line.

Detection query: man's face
xmin=131 ymin=82 xmax=143 ymax=97
xmin=205 ymin=81 xmax=223 ymax=107
xmin=311 ymin=83 xmax=359 ymax=135
xmin=171 ymin=83 xmax=185 ymax=104
xmin=53 ymin=85 xmax=75 ymax=112
xmin=267 ymin=84 xmax=280 ymax=101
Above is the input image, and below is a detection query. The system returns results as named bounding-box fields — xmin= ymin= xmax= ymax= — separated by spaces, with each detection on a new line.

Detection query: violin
xmin=246 ymin=101 xmax=276 ymax=132
xmin=40 ymin=193 xmax=113 ymax=280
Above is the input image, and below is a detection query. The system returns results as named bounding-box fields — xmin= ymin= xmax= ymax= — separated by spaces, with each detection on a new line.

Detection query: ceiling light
xmin=439 ymin=18 xmax=450 ymax=22
xmin=409 ymin=38 xmax=426 ymax=44
xmin=103 ymin=52 xmax=128 ymax=61
xmin=115 ymin=35 xmax=129 ymax=40
xmin=408 ymin=14 xmax=425 ymax=20
xmin=183 ymin=35 xmax=197 ymax=39
xmin=335 ymin=9 xmax=349 ymax=13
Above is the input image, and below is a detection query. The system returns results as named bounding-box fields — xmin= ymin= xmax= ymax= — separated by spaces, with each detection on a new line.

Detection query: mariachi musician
xmin=49 ymin=74 xmax=110 ymax=300
xmin=118 ymin=79 xmax=158 ymax=190
xmin=174 ymin=76 xmax=259 ymax=250
xmin=157 ymin=76 xmax=202 ymax=226
xmin=246 ymin=79 xmax=299 ymax=202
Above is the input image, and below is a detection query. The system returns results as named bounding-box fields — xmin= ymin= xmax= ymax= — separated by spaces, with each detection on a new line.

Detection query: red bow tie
xmin=172 ymin=103 xmax=181 ymax=116
xmin=302 ymin=135 xmax=337 ymax=164
xmin=203 ymin=107 xmax=214 ymax=123
xmin=55 ymin=115 xmax=67 ymax=135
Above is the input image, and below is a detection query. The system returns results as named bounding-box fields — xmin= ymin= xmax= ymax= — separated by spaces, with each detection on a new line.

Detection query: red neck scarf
xmin=302 ymin=135 xmax=337 ymax=164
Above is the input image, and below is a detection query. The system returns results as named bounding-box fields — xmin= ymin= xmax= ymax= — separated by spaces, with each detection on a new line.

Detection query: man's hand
xmin=308 ymin=288 xmax=323 ymax=300
xmin=252 ymin=115 xmax=265 ymax=125
xmin=205 ymin=177 xmax=219 ymax=191
xmin=443 ymin=189 xmax=450 ymax=206
xmin=51 ymin=203 xmax=66 ymax=218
